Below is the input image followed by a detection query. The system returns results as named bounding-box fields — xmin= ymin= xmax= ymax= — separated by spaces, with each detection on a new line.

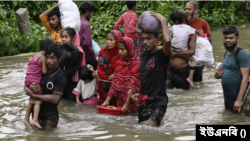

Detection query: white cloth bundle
xmin=59 ymin=0 xmax=81 ymax=32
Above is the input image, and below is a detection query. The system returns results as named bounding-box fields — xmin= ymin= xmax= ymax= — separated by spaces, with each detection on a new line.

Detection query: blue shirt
xmin=222 ymin=49 xmax=250 ymax=98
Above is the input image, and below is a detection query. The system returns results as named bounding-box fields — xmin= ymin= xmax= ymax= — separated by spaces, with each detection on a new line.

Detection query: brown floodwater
xmin=0 ymin=22 xmax=250 ymax=141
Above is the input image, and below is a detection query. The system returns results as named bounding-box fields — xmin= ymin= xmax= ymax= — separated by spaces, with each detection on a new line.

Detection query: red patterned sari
xmin=108 ymin=37 xmax=140 ymax=113
xmin=97 ymin=30 xmax=123 ymax=103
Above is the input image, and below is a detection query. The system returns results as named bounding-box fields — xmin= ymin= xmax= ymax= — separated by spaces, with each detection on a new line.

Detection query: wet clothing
xmin=222 ymin=49 xmax=250 ymax=99
xmin=97 ymin=30 xmax=123 ymax=103
xmin=39 ymin=15 xmax=61 ymax=44
xmin=114 ymin=10 xmax=138 ymax=41
xmin=38 ymin=115 xmax=59 ymax=131
xmin=138 ymin=105 xmax=167 ymax=127
xmin=138 ymin=49 xmax=170 ymax=126
xmin=166 ymin=65 xmax=190 ymax=90
xmin=79 ymin=17 xmax=96 ymax=63
xmin=192 ymin=65 xmax=204 ymax=82
xmin=39 ymin=68 xmax=66 ymax=120
xmin=59 ymin=43 xmax=83 ymax=101
xmin=108 ymin=37 xmax=140 ymax=113
xmin=25 ymin=55 xmax=43 ymax=103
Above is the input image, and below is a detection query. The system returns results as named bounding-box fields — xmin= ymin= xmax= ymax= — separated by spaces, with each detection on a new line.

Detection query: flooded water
xmin=0 ymin=23 xmax=250 ymax=141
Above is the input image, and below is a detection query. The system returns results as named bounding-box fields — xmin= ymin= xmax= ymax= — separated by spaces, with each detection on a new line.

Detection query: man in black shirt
xmin=132 ymin=12 xmax=171 ymax=127
xmin=25 ymin=44 xmax=67 ymax=130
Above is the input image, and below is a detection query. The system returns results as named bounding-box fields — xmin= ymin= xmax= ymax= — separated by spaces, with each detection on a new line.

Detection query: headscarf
xmin=110 ymin=37 xmax=140 ymax=93
xmin=72 ymin=31 xmax=85 ymax=82
xmin=97 ymin=30 xmax=123 ymax=101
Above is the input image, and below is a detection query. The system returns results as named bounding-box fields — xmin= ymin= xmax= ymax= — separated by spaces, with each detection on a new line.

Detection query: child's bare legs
xmin=187 ymin=69 xmax=194 ymax=89
xmin=31 ymin=103 xmax=42 ymax=129
xmin=23 ymin=103 xmax=33 ymax=127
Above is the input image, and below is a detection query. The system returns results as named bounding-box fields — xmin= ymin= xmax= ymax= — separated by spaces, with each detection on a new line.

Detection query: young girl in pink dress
xmin=23 ymin=39 xmax=54 ymax=129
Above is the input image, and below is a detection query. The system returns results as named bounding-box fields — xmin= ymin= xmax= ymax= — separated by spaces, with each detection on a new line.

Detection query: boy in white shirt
xmin=170 ymin=10 xmax=198 ymax=88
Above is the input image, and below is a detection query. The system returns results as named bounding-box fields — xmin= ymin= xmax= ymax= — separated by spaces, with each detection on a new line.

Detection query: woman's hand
xmin=101 ymin=100 xmax=109 ymax=107
xmin=131 ymin=93 xmax=139 ymax=103
xmin=122 ymin=103 xmax=129 ymax=114
xmin=108 ymin=74 xmax=114 ymax=81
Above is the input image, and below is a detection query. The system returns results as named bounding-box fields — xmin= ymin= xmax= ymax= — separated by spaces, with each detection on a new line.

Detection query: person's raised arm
xmin=172 ymin=34 xmax=197 ymax=58
xmin=40 ymin=4 xmax=60 ymax=16
xmin=151 ymin=12 xmax=171 ymax=56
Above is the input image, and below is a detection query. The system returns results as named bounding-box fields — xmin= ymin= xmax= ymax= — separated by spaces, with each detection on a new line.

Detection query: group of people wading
xmin=22 ymin=1 xmax=250 ymax=130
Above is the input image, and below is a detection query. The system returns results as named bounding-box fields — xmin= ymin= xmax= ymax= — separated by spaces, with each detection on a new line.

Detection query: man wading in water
xmin=215 ymin=26 xmax=250 ymax=113
xmin=185 ymin=1 xmax=212 ymax=83
xmin=25 ymin=44 xmax=67 ymax=130
xmin=131 ymin=12 xmax=171 ymax=127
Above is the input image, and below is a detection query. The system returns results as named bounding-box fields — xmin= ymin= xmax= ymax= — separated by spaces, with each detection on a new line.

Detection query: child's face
xmin=84 ymin=79 xmax=90 ymax=84
xmin=61 ymin=31 xmax=74 ymax=44
xmin=118 ymin=43 xmax=129 ymax=58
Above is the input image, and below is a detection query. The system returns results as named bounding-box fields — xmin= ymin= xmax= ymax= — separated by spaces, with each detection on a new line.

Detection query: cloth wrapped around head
xmin=110 ymin=37 xmax=140 ymax=93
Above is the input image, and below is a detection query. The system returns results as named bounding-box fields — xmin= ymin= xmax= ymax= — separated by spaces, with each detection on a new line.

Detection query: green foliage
xmin=198 ymin=1 xmax=250 ymax=28
xmin=0 ymin=3 xmax=49 ymax=57
xmin=0 ymin=1 xmax=250 ymax=56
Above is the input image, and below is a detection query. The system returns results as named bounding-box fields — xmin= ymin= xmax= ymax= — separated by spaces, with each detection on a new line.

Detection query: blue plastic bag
xmin=92 ymin=40 xmax=100 ymax=57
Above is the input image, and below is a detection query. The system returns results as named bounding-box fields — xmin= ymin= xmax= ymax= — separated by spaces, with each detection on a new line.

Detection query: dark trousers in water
xmin=192 ymin=65 xmax=204 ymax=82
xmin=38 ymin=115 xmax=59 ymax=130
xmin=166 ymin=65 xmax=190 ymax=90
xmin=224 ymin=96 xmax=237 ymax=112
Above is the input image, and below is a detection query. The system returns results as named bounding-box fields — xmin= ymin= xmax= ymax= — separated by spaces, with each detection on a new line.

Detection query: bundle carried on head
xmin=59 ymin=0 xmax=81 ymax=32
xmin=138 ymin=11 xmax=162 ymax=33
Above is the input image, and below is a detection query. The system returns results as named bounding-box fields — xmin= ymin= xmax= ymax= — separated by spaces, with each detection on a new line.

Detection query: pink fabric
xmin=72 ymin=89 xmax=98 ymax=105
xmin=83 ymin=97 xmax=99 ymax=105
xmin=72 ymin=31 xmax=86 ymax=82
xmin=24 ymin=55 xmax=43 ymax=95
xmin=114 ymin=10 xmax=138 ymax=41
xmin=95 ymin=80 xmax=99 ymax=90
xmin=72 ymin=89 xmax=81 ymax=96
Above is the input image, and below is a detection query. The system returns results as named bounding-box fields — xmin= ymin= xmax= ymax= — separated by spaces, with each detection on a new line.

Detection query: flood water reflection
xmin=0 ymin=23 xmax=250 ymax=141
